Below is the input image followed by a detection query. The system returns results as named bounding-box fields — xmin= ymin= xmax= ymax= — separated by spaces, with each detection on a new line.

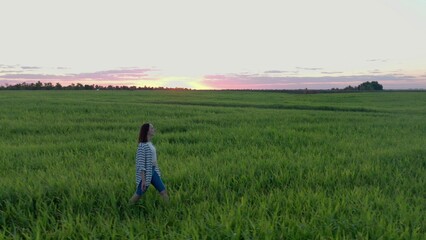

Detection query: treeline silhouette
xmin=221 ymin=81 xmax=385 ymax=94
xmin=332 ymin=81 xmax=384 ymax=91
xmin=0 ymin=81 xmax=191 ymax=91
xmin=0 ymin=80 xmax=388 ymax=93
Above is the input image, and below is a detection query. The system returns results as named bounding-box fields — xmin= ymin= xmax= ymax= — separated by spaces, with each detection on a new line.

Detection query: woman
xmin=129 ymin=123 xmax=169 ymax=204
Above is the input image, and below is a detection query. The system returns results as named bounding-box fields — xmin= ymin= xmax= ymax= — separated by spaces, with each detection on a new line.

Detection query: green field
xmin=0 ymin=90 xmax=425 ymax=239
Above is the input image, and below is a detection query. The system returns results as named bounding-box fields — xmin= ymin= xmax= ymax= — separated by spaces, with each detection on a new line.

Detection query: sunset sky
xmin=1 ymin=0 xmax=425 ymax=90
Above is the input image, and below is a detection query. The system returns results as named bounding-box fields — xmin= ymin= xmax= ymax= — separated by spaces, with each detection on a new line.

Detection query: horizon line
xmin=1 ymin=80 xmax=425 ymax=91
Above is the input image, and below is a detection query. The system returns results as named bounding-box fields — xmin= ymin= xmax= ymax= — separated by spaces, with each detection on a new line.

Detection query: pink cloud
xmin=72 ymin=69 xmax=152 ymax=80
xmin=0 ymin=68 xmax=158 ymax=86
xmin=202 ymin=74 xmax=426 ymax=90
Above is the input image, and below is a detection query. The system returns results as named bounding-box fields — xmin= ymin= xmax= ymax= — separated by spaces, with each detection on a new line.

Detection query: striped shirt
xmin=135 ymin=142 xmax=161 ymax=186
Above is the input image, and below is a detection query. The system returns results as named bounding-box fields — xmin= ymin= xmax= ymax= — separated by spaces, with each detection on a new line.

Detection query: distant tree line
xmin=218 ymin=81 xmax=385 ymax=94
xmin=0 ymin=81 xmax=192 ymax=91
xmin=0 ymin=81 xmax=384 ymax=92
xmin=332 ymin=81 xmax=384 ymax=91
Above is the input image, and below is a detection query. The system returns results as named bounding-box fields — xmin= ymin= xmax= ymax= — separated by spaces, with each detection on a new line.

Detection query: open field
xmin=0 ymin=90 xmax=425 ymax=239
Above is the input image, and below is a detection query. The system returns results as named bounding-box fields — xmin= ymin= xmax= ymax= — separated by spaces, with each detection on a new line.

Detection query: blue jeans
xmin=136 ymin=167 xmax=166 ymax=196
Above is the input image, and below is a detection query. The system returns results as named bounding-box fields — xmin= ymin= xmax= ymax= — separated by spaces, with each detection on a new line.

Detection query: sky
xmin=1 ymin=0 xmax=425 ymax=90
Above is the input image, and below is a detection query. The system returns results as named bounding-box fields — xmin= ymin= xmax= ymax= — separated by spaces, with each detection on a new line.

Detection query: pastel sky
xmin=1 ymin=0 xmax=425 ymax=89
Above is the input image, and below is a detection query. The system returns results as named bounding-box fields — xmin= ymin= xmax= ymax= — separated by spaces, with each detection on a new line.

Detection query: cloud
xmin=264 ymin=70 xmax=299 ymax=74
xmin=2 ymin=67 xmax=424 ymax=89
xmin=21 ymin=66 xmax=41 ymax=70
xmin=202 ymin=73 xmax=425 ymax=89
xmin=296 ymin=67 xmax=323 ymax=71
xmin=71 ymin=68 xmax=154 ymax=80
xmin=0 ymin=74 xmax=63 ymax=80
xmin=0 ymin=70 xmax=23 ymax=74
xmin=0 ymin=64 xmax=15 ymax=68
xmin=0 ymin=64 xmax=41 ymax=70
xmin=264 ymin=70 xmax=285 ymax=74
xmin=367 ymin=59 xmax=388 ymax=62
xmin=321 ymin=71 xmax=343 ymax=74
xmin=0 ymin=64 xmax=41 ymax=73
xmin=369 ymin=69 xmax=382 ymax=74
xmin=0 ymin=68 xmax=158 ymax=86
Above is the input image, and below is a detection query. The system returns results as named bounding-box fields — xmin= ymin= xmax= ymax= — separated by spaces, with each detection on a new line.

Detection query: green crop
xmin=0 ymin=90 xmax=425 ymax=239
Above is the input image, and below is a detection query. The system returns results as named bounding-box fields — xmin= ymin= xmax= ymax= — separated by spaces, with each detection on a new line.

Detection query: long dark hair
xmin=138 ymin=123 xmax=150 ymax=143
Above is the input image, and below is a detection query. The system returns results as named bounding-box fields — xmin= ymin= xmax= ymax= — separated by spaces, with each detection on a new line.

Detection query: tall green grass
xmin=0 ymin=90 xmax=425 ymax=239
